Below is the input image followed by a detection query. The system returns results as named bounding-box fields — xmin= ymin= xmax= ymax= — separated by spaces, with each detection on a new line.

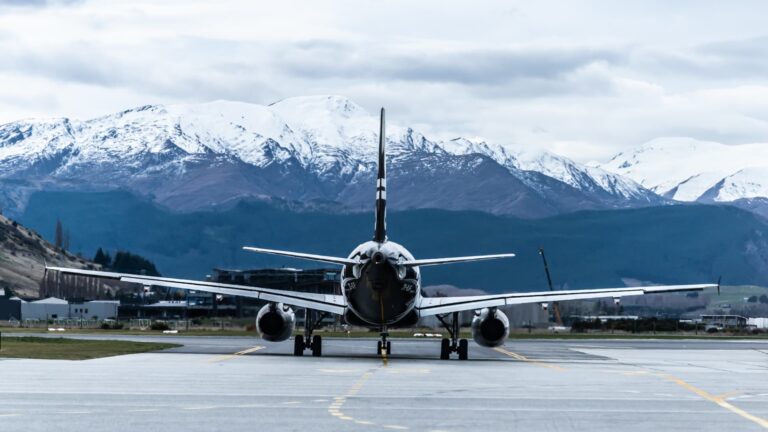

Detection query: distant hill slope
xmin=0 ymin=214 xmax=92 ymax=297
xmin=19 ymin=191 xmax=768 ymax=293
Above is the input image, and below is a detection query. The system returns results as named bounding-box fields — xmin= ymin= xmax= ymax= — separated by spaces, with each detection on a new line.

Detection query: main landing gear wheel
xmin=295 ymin=309 xmax=327 ymax=357
xmin=437 ymin=312 xmax=470 ymax=360
xmin=440 ymin=338 xmax=450 ymax=360
xmin=294 ymin=335 xmax=305 ymax=357
xmin=311 ymin=335 xmax=322 ymax=357
xmin=458 ymin=339 xmax=468 ymax=360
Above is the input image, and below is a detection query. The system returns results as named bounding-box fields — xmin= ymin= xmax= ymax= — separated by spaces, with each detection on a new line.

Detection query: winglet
xmin=717 ymin=276 xmax=721 ymax=295
xmin=373 ymin=107 xmax=387 ymax=243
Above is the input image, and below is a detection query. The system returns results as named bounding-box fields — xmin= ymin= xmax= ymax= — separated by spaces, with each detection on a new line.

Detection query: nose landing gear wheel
xmin=294 ymin=335 xmax=305 ymax=356
xmin=377 ymin=331 xmax=390 ymax=357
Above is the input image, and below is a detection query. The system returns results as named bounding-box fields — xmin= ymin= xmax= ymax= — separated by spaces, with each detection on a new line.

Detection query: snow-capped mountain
xmin=442 ymin=138 xmax=656 ymax=204
xmin=597 ymin=138 xmax=768 ymax=211
xmin=0 ymin=95 xmax=662 ymax=218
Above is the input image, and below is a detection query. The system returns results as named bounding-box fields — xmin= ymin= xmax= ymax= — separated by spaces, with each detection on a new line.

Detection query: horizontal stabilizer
xmin=243 ymin=246 xmax=359 ymax=266
xmin=404 ymin=253 xmax=516 ymax=267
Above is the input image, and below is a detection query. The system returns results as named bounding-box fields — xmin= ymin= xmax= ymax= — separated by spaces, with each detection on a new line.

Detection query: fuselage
xmin=341 ymin=240 xmax=421 ymax=327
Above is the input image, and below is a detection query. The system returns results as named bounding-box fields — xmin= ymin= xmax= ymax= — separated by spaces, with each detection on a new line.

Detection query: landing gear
xmin=293 ymin=309 xmax=328 ymax=357
xmin=294 ymin=335 xmax=305 ymax=356
xmin=311 ymin=335 xmax=322 ymax=357
xmin=436 ymin=312 xmax=469 ymax=360
xmin=377 ymin=330 xmax=391 ymax=356
xmin=458 ymin=338 xmax=468 ymax=360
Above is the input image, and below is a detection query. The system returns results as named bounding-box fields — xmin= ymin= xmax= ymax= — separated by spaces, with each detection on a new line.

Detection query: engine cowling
xmin=471 ymin=307 xmax=509 ymax=347
xmin=256 ymin=303 xmax=295 ymax=342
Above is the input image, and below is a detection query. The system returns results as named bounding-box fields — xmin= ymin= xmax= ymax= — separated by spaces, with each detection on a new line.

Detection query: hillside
xmin=0 ymin=214 xmax=92 ymax=297
xmin=19 ymin=190 xmax=768 ymax=293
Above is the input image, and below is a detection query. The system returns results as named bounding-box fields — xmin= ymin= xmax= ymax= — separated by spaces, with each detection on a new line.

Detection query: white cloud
xmin=0 ymin=0 xmax=767 ymax=162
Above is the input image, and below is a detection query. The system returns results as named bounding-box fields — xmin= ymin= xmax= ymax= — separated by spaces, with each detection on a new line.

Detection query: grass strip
xmin=0 ymin=336 xmax=180 ymax=360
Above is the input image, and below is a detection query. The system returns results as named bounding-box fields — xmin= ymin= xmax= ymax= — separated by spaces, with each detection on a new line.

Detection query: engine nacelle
xmin=471 ymin=307 xmax=510 ymax=348
xmin=256 ymin=303 xmax=295 ymax=342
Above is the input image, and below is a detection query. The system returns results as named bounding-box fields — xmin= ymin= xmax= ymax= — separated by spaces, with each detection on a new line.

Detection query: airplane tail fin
xmin=374 ymin=107 xmax=387 ymax=242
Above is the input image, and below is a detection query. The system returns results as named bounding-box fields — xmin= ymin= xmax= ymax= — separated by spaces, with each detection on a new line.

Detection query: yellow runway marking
xmin=208 ymin=345 xmax=265 ymax=363
xmin=326 ymin=366 xmax=410 ymax=430
xmin=717 ymin=390 xmax=744 ymax=400
xmin=494 ymin=347 xmax=565 ymax=370
xmin=656 ymin=373 xmax=768 ymax=429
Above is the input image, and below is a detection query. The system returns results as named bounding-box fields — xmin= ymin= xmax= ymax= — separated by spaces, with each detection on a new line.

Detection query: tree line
xmin=93 ymin=247 xmax=161 ymax=276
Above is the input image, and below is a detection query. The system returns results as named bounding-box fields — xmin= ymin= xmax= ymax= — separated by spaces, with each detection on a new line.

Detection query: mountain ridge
xmin=0 ymin=95 xmax=662 ymax=218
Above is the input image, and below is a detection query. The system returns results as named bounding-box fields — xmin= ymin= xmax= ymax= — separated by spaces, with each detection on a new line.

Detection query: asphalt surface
xmin=1 ymin=334 xmax=767 ymax=431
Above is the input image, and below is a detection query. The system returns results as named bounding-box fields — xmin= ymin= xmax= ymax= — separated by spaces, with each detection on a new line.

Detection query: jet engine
xmin=471 ymin=307 xmax=509 ymax=347
xmin=256 ymin=303 xmax=295 ymax=342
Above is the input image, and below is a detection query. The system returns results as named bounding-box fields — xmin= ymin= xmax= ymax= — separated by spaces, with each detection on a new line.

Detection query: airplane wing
xmin=242 ymin=247 xmax=358 ymax=266
xmin=46 ymin=267 xmax=347 ymax=315
xmin=417 ymin=283 xmax=716 ymax=316
xmin=403 ymin=253 xmax=516 ymax=267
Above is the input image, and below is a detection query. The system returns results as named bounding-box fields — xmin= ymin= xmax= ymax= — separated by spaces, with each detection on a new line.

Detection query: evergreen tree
xmin=94 ymin=248 xmax=108 ymax=266
xmin=112 ymin=251 xmax=161 ymax=276
xmin=54 ymin=219 xmax=63 ymax=248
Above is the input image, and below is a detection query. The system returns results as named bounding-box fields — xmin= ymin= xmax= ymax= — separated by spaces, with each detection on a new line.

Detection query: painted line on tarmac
xmin=207 ymin=345 xmax=265 ymax=363
xmin=656 ymin=372 xmax=768 ymax=429
xmin=327 ymin=367 xmax=410 ymax=430
xmin=493 ymin=347 xmax=566 ymax=370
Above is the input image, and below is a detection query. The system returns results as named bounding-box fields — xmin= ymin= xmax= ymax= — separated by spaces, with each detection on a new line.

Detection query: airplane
xmin=47 ymin=108 xmax=718 ymax=360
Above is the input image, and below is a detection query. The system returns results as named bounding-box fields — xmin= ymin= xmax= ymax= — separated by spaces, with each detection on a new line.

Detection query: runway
xmin=1 ymin=335 xmax=767 ymax=431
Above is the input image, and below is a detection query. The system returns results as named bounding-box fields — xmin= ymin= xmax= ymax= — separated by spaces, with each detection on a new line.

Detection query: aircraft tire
xmin=458 ymin=339 xmax=468 ymax=360
xmin=294 ymin=335 xmax=304 ymax=356
xmin=440 ymin=338 xmax=450 ymax=360
xmin=311 ymin=335 xmax=322 ymax=357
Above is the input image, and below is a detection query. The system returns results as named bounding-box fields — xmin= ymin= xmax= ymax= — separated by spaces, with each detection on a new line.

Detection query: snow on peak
xmin=440 ymin=137 xmax=651 ymax=201
xmin=0 ymin=96 xmax=660 ymax=207
xmin=598 ymin=137 xmax=768 ymax=202
xmin=270 ymin=95 xmax=370 ymax=119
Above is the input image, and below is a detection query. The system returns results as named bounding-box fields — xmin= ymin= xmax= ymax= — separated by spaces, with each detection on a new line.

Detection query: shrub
xmin=150 ymin=321 xmax=170 ymax=331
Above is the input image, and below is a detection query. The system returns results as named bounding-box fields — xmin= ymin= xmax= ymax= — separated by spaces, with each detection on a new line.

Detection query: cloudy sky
xmin=1 ymin=0 xmax=767 ymax=162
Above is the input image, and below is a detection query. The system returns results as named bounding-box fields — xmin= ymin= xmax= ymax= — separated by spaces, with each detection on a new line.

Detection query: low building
xmin=748 ymin=317 xmax=768 ymax=329
xmin=208 ymin=267 xmax=341 ymax=319
xmin=20 ymin=297 xmax=119 ymax=321
xmin=700 ymin=314 xmax=747 ymax=329
xmin=21 ymin=297 xmax=69 ymax=320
